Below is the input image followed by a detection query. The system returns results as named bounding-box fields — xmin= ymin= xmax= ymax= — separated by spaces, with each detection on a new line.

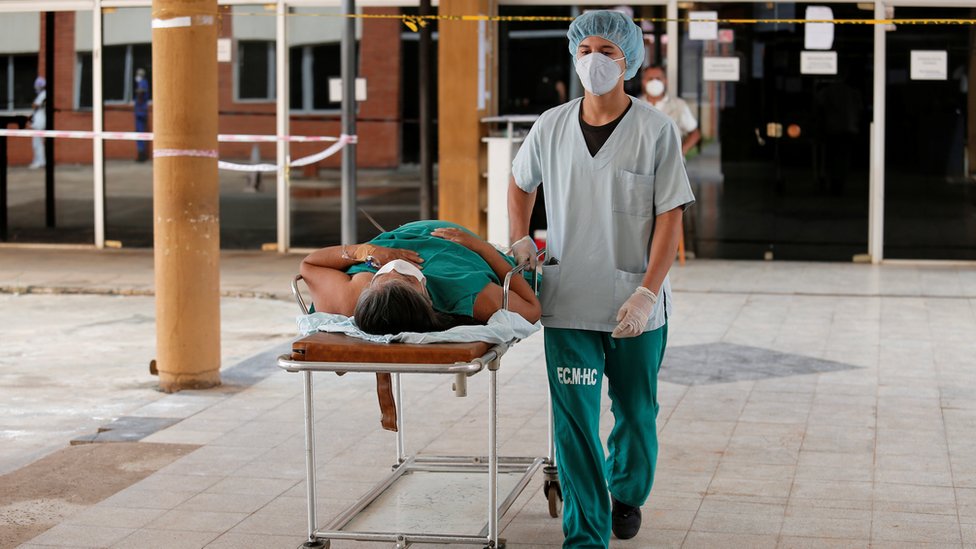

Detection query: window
xmin=289 ymin=42 xmax=351 ymax=112
xmin=76 ymin=44 xmax=152 ymax=109
xmin=236 ymin=40 xmax=353 ymax=110
xmin=237 ymin=40 xmax=274 ymax=101
xmin=1 ymin=54 xmax=40 ymax=111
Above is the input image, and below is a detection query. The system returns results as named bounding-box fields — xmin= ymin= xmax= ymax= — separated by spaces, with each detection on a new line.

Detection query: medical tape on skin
xmin=154 ymin=149 xmax=218 ymax=159
xmin=151 ymin=15 xmax=214 ymax=29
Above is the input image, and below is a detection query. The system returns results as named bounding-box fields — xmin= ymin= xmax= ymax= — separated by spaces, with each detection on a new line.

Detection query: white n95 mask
xmin=374 ymin=259 xmax=426 ymax=284
xmin=645 ymin=78 xmax=665 ymax=97
xmin=575 ymin=53 xmax=625 ymax=96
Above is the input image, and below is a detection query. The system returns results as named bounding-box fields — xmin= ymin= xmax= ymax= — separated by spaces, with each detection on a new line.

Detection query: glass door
xmin=680 ymin=2 xmax=873 ymax=260
xmin=883 ymin=7 xmax=975 ymax=260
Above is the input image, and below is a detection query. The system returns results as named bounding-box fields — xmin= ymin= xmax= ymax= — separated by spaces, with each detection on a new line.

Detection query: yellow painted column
xmin=151 ymin=0 xmax=221 ymax=391
xmin=437 ymin=0 xmax=497 ymax=236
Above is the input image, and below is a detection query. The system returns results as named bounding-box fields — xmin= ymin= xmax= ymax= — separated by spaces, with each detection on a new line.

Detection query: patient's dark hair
xmin=354 ymin=281 xmax=480 ymax=335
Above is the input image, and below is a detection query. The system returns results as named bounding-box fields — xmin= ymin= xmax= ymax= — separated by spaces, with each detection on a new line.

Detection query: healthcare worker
xmin=28 ymin=77 xmax=46 ymax=169
xmin=643 ymin=65 xmax=701 ymax=156
xmin=508 ymin=10 xmax=694 ymax=548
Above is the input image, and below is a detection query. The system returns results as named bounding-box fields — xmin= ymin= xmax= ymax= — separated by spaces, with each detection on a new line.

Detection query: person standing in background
xmin=134 ymin=68 xmax=149 ymax=162
xmin=28 ymin=77 xmax=46 ymax=169
xmin=642 ymin=65 xmax=700 ymax=156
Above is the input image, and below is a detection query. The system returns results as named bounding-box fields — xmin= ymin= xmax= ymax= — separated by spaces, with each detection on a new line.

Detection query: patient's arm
xmin=429 ymin=227 xmax=542 ymax=324
xmin=300 ymin=244 xmax=423 ymax=315
xmin=300 ymin=246 xmax=371 ymax=316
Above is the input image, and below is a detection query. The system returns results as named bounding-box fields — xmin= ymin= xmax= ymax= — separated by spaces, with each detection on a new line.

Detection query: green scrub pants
xmin=544 ymin=324 xmax=667 ymax=549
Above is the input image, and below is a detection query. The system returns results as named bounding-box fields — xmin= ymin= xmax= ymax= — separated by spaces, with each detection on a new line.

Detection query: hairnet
xmin=567 ymin=10 xmax=644 ymax=80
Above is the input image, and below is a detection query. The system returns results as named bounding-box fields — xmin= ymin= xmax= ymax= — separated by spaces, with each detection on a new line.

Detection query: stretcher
xmin=278 ymin=261 xmax=561 ymax=549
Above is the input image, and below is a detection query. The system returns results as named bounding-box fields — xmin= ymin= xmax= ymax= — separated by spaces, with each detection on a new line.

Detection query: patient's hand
xmin=370 ymin=246 xmax=424 ymax=268
xmin=431 ymin=227 xmax=491 ymax=255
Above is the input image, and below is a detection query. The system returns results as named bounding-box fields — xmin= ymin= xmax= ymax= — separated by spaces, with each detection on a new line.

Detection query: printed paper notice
xmin=804 ymin=6 xmax=834 ymax=51
xmin=911 ymin=50 xmax=947 ymax=80
xmin=689 ymin=11 xmax=718 ymax=41
xmin=217 ymin=38 xmax=232 ymax=62
xmin=703 ymin=57 xmax=740 ymax=82
xmin=800 ymin=51 xmax=837 ymax=75
xmin=329 ymin=78 xmax=368 ymax=102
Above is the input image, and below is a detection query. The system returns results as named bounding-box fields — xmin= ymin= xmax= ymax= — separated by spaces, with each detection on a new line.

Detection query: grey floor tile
xmin=777 ymin=537 xmax=871 ymax=549
xmin=872 ymin=511 xmax=963 ymax=544
xmin=62 ymin=506 xmax=167 ymax=529
xmin=874 ymin=483 xmax=957 ymax=506
xmin=793 ymin=478 xmax=874 ymax=500
xmin=176 ymin=491 xmax=279 ymax=514
xmin=111 ymin=529 xmax=219 ymax=549
xmin=27 ymin=524 xmax=134 ymax=548
xmin=681 ymin=531 xmax=778 ymax=549
xmin=780 ymin=514 xmax=871 ymax=540
xmin=145 ymin=509 xmax=249 ymax=533
xmin=203 ymin=532 xmax=305 ymax=549
xmin=690 ymin=511 xmax=783 ymax=535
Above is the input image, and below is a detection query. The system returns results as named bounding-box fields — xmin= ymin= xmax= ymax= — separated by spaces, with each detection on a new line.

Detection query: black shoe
xmin=611 ymin=497 xmax=642 ymax=540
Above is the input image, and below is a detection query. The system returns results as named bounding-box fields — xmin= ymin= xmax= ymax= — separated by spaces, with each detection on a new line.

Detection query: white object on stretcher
xmin=297 ymin=309 xmax=540 ymax=344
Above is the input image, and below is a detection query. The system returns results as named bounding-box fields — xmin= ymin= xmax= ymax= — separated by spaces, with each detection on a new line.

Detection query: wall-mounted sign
xmin=689 ymin=11 xmax=718 ymax=41
xmin=703 ymin=57 xmax=740 ymax=82
xmin=329 ymin=78 xmax=368 ymax=102
xmin=804 ymin=6 xmax=834 ymax=50
xmin=216 ymin=38 xmax=232 ymax=62
xmin=910 ymin=50 xmax=947 ymax=81
xmin=800 ymin=51 xmax=838 ymax=75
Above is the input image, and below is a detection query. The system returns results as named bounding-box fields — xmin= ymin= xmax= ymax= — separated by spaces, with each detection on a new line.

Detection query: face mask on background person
xmin=575 ymin=53 xmax=625 ymax=96
xmin=645 ymin=78 xmax=666 ymax=97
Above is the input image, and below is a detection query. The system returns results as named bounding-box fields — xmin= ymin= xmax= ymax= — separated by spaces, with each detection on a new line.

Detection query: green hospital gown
xmin=346 ymin=220 xmax=517 ymax=318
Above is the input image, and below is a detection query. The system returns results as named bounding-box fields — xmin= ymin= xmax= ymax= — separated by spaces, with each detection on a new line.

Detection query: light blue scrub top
xmin=512 ymin=96 xmax=695 ymax=333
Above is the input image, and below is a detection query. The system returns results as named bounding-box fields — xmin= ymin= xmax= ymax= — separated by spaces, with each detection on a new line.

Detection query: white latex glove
xmin=510 ymin=235 xmax=539 ymax=270
xmin=611 ymin=286 xmax=658 ymax=339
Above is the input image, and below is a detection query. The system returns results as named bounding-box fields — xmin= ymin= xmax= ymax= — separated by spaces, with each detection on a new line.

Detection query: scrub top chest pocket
xmin=612 ymin=170 xmax=656 ymax=218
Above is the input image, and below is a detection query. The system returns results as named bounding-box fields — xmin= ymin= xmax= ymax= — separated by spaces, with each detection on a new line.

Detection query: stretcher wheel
xmin=544 ymin=479 xmax=562 ymax=518
xmin=483 ymin=541 xmax=505 ymax=549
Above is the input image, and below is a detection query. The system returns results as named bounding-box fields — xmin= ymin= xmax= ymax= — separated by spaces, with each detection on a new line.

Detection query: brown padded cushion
xmin=291 ymin=332 xmax=491 ymax=365
xmin=290 ymin=333 xmax=492 ymax=432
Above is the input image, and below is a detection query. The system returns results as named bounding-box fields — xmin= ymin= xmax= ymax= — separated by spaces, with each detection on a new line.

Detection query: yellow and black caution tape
xmin=155 ymin=7 xmax=976 ymax=32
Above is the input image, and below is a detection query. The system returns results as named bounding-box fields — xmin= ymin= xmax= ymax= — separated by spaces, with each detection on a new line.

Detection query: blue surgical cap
xmin=567 ymin=10 xmax=644 ymax=80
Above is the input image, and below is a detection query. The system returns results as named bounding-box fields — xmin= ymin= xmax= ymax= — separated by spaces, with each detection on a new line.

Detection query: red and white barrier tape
xmin=0 ymin=128 xmax=345 ymax=143
xmin=0 ymin=129 xmax=357 ymax=172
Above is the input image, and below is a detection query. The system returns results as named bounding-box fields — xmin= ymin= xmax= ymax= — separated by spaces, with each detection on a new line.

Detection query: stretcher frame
xmin=278 ymin=259 xmax=560 ymax=549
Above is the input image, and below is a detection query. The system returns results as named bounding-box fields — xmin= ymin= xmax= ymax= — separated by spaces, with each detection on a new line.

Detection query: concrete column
xmin=151 ymin=0 xmax=221 ymax=392
xmin=437 ymin=0 xmax=496 ymax=235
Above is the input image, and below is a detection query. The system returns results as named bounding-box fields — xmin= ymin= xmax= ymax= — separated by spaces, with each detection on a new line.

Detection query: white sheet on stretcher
xmin=297 ymin=309 xmax=541 ymax=344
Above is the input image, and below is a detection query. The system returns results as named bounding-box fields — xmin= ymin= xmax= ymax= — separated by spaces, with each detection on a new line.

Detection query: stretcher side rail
xmin=277 ymin=344 xmax=504 ymax=375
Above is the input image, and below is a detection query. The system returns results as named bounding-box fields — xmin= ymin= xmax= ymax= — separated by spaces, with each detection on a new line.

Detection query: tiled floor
xmin=6 ymin=257 xmax=976 ymax=548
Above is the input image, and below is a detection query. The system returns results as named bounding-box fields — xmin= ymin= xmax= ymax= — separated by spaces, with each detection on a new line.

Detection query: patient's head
xmin=354 ymin=277 xmax=441 ymax=335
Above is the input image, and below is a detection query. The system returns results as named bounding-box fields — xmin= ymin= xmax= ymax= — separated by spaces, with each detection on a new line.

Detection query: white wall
xmin=0 ymin=12 xmax=39 ymax=53
xmin=76 ymin=8 xmax=151 ymax=51
xmin=231 ymin=5 xmax=361 ymax=44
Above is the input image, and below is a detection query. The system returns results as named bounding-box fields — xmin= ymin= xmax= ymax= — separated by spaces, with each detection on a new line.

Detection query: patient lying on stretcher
xmin=300 ymin=220 xmax=541 ymax=335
